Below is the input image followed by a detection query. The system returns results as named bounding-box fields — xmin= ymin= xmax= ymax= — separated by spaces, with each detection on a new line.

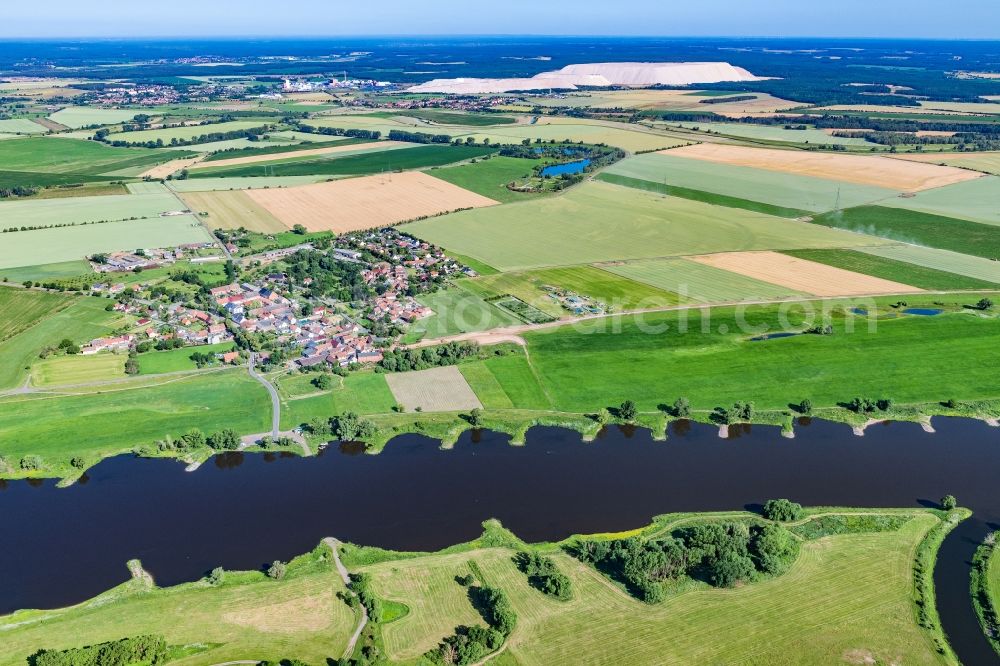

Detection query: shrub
xmin=798 ymin=399 xmax=812 ymax=415
xmin=19 ymin=455 xmax=42 ymax=471
xmin=762 ymin=498 xmax=803 ymax=522
xmin=672 ymin=397 xmax=691 ymax=418
xmin=32 ymin=634 xmax=167 ymax=666
xmin=207 ymin=428 xmax=240 ymax=450
xmin=618 ymin=400 xmax=637 ymax=421
xmin=207 ymin=567 xmax=224 ymax=586
xmin=940 ymin=494 xmax=957 ymax=510
xmin=513 ymin=551 xmax=572 ymax=600
xmin=267 ymin=560 xmax=287 ymax=580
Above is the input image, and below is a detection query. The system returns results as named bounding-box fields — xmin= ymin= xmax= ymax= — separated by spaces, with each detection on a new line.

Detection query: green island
xmin=0 ymin=506 xmax=969 ymax=666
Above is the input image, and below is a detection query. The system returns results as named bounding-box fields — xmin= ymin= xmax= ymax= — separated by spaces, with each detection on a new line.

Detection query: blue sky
xmin=3 ymin=0 xmax=999 ymax=39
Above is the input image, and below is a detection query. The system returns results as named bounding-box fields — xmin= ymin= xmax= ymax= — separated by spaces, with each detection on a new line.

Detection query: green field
xmin=859 ymin=245 xmax=1000 ymax=284
xmin=188 ymin=143 xmax=495 ymax=179
xmin=466 ymin=265 xmax=685 ymax=314
xmin=0 ymin=370 xmax=270 ymax=464
xmin=399 ymin=109 xmax=517 ymax=126
xmin=32 ymin=353 xmax=126 ymax=386
xmin=47 ymin=107 xmax=145 ymax=128
xmin=664 ymin=121 xmax=873 ymax=146
xmin=137 ymin=342 xmax=236 ymax=375
xmin=0 ymin=137 xmax=191 ymax=179
xmin=106 ymin=121 xmax=269 ymax=145
xmin=916 ymin=152 xmax=1000 ymax=175
xmin=0 ymin=296 xmax=127 ymax=389
xmin=0 ymin=215 xmax=213 ymax=271
xmin=0 ymin=260 xmax=95 ymax=282
xmin=429 ymin=155 xmax=545 ymax=203
xmin=361 ymin=510 xmax=947 ymax=665
xmin=281 ymin=372 xmax=398 ymax=427
xmin=783 ymin=249 xmax=1000 ymax=290
xmin=812 ymin=206 xmax=1000 ymax=260
xmin=878 ymin=176 xmax=1000 ymax=227
xmin=167 ymin=175 xmax=332 ymax=191
xmin=404 ymin=180 xmax=885 ymax=271
xmin=600 ymin=258 xmax=808 ymax=303
xmin=602 ymin=152 xmax=895 ymax=213
xmin=200 ymin=137 xmax=348 ymax=161
xmin=519 ymin=298 xmax=1000 ymax=413
xmin=0 ymin=118 xmax=46 ymax=134
xmin=0 ymin=288 xmax=72 ymax=342
xmin=190 ymin=140 xmax=416 ymax=174
xmin=0 ymin=191 xmax=184 ymax=227
xmin=408 ymin=283 xmax=521 ymax=341
xmin=0 ymin=544 xmax=354 ymax=666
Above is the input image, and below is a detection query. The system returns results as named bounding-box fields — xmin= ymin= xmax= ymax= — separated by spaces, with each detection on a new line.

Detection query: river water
xmin=2 ymin=417 xmax=997 ymax=663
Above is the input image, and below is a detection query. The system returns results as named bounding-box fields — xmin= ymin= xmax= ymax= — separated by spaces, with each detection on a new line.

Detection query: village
xmin=77 ymin=227 xmax=471 ymax=373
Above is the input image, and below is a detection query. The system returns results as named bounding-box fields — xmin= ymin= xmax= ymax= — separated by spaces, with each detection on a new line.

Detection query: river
xmin=1 ymin=417 xmax=997 ymax=663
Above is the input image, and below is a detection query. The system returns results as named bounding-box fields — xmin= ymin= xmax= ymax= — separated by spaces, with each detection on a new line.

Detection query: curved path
xmin=323 ymin=537 xmax=368 ymax=660
xmin=248 ymin=353 xmax=280 ymax=438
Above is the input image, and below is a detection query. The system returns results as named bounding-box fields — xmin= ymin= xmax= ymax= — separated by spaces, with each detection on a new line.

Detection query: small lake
xmin=2 ymin=418 xmax=998 ymax=663
xmin=749 ymin=331 xmax=802 ymax=341
xmin=903 ymin=308 xmax=944 ymax=316
xmin=540 ymin=158 xmax=590 ymax=177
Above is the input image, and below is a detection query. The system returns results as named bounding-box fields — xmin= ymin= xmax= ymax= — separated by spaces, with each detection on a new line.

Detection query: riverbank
xmin=972 ymin=534 xmax=1000 ymax=657
xmin=0 ymin=508 xmax=965 ymax=666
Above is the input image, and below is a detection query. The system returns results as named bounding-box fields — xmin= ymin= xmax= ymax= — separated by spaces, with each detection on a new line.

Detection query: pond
xmin=903 ymin=308 xmax=944 ymax=316
xmin=2 ymin=418 xmax=998 ymax=663
xmin=749 ymin=331 xmax=802 ymax=341
xmin=540 ymin=158 xmax=590 ymax=177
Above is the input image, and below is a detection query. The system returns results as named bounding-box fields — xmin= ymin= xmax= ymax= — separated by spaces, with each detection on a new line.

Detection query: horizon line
xmin=1 ymin=34 xmax=999 ymax=42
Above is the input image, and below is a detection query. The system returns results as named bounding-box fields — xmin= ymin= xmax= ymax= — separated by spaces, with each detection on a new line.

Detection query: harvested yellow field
xmin=180 ymin=189 xmax=287 ymax=233
xmin=385 ymin=365 xmax=483 ymax=413
xmin=662 ymin=143 xmax=982 ymax=191
xmin=688 ymin=251 xmax=923 ymax=297
xmin=244 ymin=171 xmax=498 ymax=233
xmin=188 ymin=140 xmax=409 ymax=170
xmin=139 ymin=155 xmax=205 ymax=180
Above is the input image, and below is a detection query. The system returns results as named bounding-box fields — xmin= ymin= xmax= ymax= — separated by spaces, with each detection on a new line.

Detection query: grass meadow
xmin=281 ymin=372 xmax=398 ymax=427
xmin=188 ymin=144 xmax=494 ymax=179
xmin=811 ymin=206 xmax=1000 ymax=260
xmin=603 ymin=152 xmax=895 ymax=213
xmin=0 ymin=545 xmax=354 ymax=666
xmin=0 ymin=191 xmax=183 ymax=227
xmin=362 ymin=512 xmax=945 ymax=665
xmin=429 ymin=155 xmax=544 ymax=203
xmin=0 ymin=370 xmax=271 ymax=463
xmin=0 ymin=260 xmax=94 ymax=282
xmin=408 ymin=284 xmax=522 ymax=341
xmin=106 ymin=121 xmax=268 ymax=145
xmin=0 ymin=216 xmax=213 ymax=271
xmin=600 ymin=258 xmax=807 ymax=303
xmin=0 ymin=288 xmax=73 ymax=342
xmin=520 ymin=298 xmax=1000 ymax=413
xmin=0 ymin=137 xmax=191 ymax=174
xmin=858 ymin=245 xmax=1000 ymax=284
xmin=404 ymin=180 xmax=883 ymax=271
xmin=137 ymin=342 xmax=236 ymax=375
xmin=878 ymin=176 xmax=1000 ymax=227
xmin=0 ymin=295 xmax=126 ymax=389
xmin=32 ymin=353 xmax=126 ymax=386
xmin=47 ymin=107 xmax=145 ymax=128
xmin=465 ymin=265 xmax=684 ymax=315
xmin=783 ymin=249 xmax=1000 ymax=290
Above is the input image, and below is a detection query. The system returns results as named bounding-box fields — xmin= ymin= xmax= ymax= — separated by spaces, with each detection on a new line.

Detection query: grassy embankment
xmin=5 ymin=292 xmax=1000 ymax=480
xmin=971 ymin=534 xmax=1000 ymax=656
xmin=0 ymin=508 xmax=967 ymax=666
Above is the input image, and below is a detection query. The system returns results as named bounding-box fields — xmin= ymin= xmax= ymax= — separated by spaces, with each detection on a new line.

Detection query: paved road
xmin=323 ymin=537 xmax=368 ymax=660
xmin=248 ymin=352 xmax=280 ymax=438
